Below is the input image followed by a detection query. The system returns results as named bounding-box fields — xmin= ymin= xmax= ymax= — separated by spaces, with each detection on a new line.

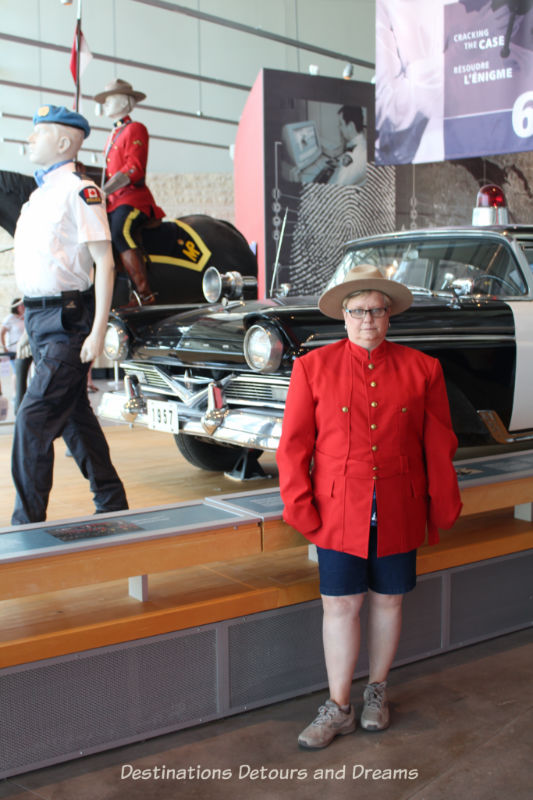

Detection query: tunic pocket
xmin=312 ymin=470 xmax=335 ymax=498
xmin=26 ymin=356 xmax=56 ymax=400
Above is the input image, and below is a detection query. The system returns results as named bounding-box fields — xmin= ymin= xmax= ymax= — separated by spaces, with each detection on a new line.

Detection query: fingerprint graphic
xmin=286 ymin=164 xmax=396 ymax=295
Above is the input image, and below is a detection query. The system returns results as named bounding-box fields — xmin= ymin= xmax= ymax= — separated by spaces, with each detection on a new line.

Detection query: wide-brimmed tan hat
xmin=94 ymin=78 xmax=146 ymax=104
xmin=318 ymin=264 xmax=413 ymax=319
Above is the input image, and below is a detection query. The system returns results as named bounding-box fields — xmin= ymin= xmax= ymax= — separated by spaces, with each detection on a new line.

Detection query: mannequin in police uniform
xmin=11 ymin=105 xmax=128 ymax=525
xmin=328 ymin=105 xmax=367 ymax=187
xmin=95 ymin=78 xmax=165 ymax=305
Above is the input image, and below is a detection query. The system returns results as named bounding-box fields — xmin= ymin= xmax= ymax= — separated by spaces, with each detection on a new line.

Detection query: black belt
xmin=24 ymin=288 xmax=94 ymax=309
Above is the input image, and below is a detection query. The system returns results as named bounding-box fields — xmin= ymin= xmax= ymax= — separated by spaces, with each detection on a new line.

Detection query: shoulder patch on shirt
xmin=79 ymin=186 xmax=102 ymax=205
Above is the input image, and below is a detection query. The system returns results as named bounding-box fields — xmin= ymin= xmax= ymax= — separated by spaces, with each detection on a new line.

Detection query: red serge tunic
xmin=276 ymin=338 xmax=462 ymax=558
xmin=104 ymin=116 xmax=164 ymax=219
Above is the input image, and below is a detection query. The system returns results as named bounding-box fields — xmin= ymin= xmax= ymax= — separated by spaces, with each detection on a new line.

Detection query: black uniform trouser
xmin=11 ymin=292 xmax=128 ymax=525
xmin=13 ymin=355 xmax=32 ymax=413
xmin=3 ymin=351 xmax=31 ymax=413
xmin=108 ymin=205 xmax=149 ymax=253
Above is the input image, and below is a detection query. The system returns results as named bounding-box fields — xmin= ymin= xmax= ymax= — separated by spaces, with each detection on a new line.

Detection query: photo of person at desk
xmin=280 ymin=104 xmax=367 ymax=187
xmin=329 ymin=105 xmax=367 ymax=187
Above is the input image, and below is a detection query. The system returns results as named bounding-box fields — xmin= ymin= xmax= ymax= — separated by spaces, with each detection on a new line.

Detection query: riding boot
xmin=119 ymin=248 xmax=156 ymax=306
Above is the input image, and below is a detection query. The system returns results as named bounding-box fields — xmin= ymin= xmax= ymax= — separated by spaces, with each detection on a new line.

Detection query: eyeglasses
xmin=344 ymin=306 xmax=390 ymax=319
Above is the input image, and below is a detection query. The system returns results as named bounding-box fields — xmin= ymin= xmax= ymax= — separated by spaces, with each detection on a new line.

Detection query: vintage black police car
xmin=98 ymin=223 xmax=533 ymax=475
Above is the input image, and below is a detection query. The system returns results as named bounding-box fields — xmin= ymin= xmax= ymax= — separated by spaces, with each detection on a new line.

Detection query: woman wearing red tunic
xmin=277 ymin=264 xmax=461 ymax=749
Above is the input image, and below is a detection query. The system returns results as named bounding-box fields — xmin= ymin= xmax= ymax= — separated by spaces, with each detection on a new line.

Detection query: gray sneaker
xmin=360 ymin=681 xmax=390 ymax=731
xmin=298 ymin=699 xmax=356 ymax=749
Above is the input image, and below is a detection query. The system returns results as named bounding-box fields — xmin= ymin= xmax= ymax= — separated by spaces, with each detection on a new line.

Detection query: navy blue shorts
xmin=316 ymin=527 xmax=417 ymax=596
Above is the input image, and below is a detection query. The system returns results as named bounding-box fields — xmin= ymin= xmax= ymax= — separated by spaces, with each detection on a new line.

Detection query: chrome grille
xmin=225 ymin=376 xmax=289 ymax=407
xmin=122 ymin=364 xmax=175 ymax=392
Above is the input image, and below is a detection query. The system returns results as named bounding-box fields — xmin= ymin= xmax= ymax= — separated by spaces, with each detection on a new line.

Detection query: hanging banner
xmin=375 ymin=0 xmax=533 ymax=164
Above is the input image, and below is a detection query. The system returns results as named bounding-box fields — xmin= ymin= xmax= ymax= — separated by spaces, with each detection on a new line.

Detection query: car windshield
xmin=329 ymin=237 xmax=528 ymax=297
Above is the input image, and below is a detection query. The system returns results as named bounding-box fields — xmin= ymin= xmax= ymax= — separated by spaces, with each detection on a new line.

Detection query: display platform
xmin=0 ymin=499 xmax=263 ymax=603
xmin=454 ymin=448 xmax=533 ymax=486
xmin=0 ymin=500 xmax=261 ymax=559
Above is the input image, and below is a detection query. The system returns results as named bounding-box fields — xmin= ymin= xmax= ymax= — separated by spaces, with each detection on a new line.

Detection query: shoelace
xmin=365 ymin=684 xmax=385 ymax=709
xmin=311 ymin=703 xmax=336 ymax=726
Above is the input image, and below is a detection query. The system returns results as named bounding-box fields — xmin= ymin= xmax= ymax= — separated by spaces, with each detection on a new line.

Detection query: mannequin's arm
xmin=80 ymin=240 xmax=115 ymax=363
xmin=103 ymin=171 xmax=130 ymax=195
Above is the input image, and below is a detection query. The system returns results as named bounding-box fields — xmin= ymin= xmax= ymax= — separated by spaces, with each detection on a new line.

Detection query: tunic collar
xmin=347 ymin=337 xmax=389 ymax=364
xmin=114 ymin=115 xmax=132 ymax=129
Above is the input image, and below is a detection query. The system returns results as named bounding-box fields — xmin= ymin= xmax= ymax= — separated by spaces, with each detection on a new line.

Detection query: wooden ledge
xmin=0 ymin=549 xmax=318 ymax=669
xmin=0 ymin=522 xmax=262 ymax=602
xmin=419 ymin=509 xmax=533 ymax=573
xmin=460 ymin=476 xmax=533 ymax=516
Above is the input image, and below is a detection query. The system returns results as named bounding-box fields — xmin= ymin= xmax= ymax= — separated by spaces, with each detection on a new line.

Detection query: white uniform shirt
xmin=14 ymin=162 xmax=110 ymax=297
xmin=329 ymin=132 xmax=367 ymax=187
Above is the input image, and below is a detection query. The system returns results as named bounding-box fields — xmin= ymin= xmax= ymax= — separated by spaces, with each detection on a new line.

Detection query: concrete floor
xmin=0 ymin=628 xmax=531 ymax=800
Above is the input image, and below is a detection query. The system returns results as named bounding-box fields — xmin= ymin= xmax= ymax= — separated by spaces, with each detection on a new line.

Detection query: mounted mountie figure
xmin=93 ymin=77 xmax=257 ymax=308
xmin=95 ymin=78 xmax=165 ymax=306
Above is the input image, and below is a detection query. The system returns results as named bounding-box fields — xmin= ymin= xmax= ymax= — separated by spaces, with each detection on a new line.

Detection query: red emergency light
xmin=472 ymin=184 xmax=508 ymax=225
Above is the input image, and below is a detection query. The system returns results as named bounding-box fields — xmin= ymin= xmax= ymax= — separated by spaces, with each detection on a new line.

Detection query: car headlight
xmin=244 ymin=324 xmax=284 ymax=372
xmin=103 ymin=320 xmax=129 ymax=361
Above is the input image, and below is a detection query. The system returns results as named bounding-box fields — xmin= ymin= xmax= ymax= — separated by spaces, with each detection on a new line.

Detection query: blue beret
xmin=33 ymin=105 xmax=90 ymax=139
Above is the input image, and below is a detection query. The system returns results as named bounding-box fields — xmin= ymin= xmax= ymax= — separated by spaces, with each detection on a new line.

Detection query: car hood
xmin=123 ymin=293 xmax=513 ymax=367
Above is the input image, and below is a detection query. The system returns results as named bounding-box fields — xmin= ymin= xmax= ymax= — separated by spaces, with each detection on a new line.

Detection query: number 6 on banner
xmin=512 ymin=91 xmax=533 ymax=138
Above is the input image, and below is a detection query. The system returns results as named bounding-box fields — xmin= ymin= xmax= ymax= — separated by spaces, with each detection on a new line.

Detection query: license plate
xmin=147 ymin=399 xmax=180 ymax=433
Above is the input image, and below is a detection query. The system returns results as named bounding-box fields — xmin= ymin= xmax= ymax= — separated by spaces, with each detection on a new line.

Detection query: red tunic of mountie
xmin=104 ymin=116 xmax=164 ymax=219
xmin=277 ymin=338 xmax=462 ymax=558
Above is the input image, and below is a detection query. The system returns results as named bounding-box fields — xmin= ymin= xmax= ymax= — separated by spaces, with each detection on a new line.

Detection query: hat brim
xmin=318 ymin=277 xmax=413 ymax=319
xmin=94 ymin=88 xmax=146 ymax=104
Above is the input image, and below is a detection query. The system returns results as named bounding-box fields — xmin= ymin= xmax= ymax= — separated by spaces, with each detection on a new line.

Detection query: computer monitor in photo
xmin=281 ymin=120 xmax=321 ymax=170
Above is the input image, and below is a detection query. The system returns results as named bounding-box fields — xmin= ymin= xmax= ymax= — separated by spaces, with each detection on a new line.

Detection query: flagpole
xmin=75 ymin=0 xmax=82 ymax=111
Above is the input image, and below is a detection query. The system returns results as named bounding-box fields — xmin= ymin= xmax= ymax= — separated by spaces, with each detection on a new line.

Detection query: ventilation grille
xmin=450 ymin=552 xmax=533 ymax=645
xmin=0 ymin=629 xmax=217 ymax=771
xmin=228 ymin=603 xmax=325 ymax=707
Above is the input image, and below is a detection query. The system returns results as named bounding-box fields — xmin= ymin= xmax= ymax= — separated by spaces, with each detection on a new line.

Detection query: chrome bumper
xmin=97 ymin=390 xmax=283 ymax=452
